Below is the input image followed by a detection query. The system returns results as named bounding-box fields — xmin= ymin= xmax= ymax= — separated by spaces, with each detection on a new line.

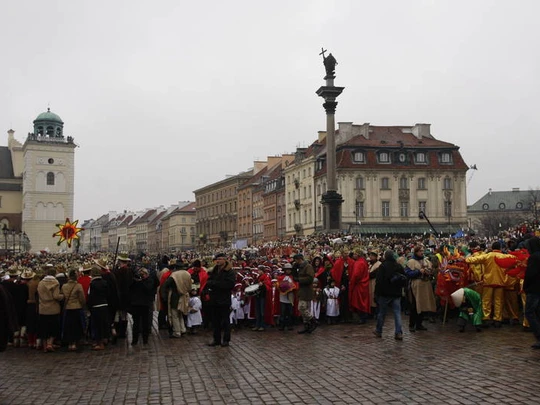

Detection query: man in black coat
xmin=374 ymin=250 xmax=406 ymax=340
xmin=524 ymin=237 xmax=540 ymax=349
xmin=205 ymin=253 xmax=235 ymax=347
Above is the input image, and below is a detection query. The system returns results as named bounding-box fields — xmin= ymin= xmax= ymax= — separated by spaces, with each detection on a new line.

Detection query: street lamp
xmin=2 ymin=226 xmax=8 ymax=257
xmin=11 ymin=230 xmax=16 ymax=255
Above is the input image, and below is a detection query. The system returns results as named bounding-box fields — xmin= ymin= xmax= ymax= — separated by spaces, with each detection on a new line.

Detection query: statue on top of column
xmin=322 ymin=50 xmax=337 ymax=77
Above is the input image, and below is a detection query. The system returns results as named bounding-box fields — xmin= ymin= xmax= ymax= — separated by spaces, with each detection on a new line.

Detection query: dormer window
xmin=415 ymin=152 xmax=426 ymax=164
xmin=378 ymin=152 xmax=390 ymax=164
xmin=352 ymin=151 xmax=365 ymax=163
xmin=440 ymin=152 xmax=452 ymax=164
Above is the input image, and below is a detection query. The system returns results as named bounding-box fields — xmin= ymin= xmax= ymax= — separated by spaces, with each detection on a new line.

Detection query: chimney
xmin=488 ymin=188 xmax=492 ymax=195
xmin=318 ymin=131 xmax=327 ymax=143
xmin=412 ymin=123 xmax=431 ymax=139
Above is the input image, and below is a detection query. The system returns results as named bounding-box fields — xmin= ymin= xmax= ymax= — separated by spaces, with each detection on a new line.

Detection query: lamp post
xmin=11 ymin=230 xmax=16 ymax=256
xmin=2 ymin=227 xmax=8 ymax=257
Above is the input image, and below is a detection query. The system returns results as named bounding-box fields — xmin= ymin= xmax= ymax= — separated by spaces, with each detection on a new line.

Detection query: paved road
xmin=1 ymin=315 xmax=539 ymax=405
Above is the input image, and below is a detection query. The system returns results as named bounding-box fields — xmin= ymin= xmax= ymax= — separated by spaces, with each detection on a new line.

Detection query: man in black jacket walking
xmin=374 ymin=250 xmax=406 ymax=340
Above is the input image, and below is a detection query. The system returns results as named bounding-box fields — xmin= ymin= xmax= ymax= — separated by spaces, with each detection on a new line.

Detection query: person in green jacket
xmin=451 ymin=287 xmax=483 ymax=332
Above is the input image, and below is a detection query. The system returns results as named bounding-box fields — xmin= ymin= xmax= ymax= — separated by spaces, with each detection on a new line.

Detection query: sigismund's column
xmin=316 ymin=49 xmax=344 ymax=231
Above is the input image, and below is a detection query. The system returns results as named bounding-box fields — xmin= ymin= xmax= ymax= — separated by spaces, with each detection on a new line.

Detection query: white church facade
xmin=0 ymin=109 xmax=76 ymax=253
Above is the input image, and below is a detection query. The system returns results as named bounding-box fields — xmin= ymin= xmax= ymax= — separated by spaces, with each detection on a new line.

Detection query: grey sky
xmin=2 ymin=0 xmax=539 ymax=221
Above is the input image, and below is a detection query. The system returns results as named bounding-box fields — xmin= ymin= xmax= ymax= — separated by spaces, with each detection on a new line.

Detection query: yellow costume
xmin=466 ymin=249 xmax=514 ymax=323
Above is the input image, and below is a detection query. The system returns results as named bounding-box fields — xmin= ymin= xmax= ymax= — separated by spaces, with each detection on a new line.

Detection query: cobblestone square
xmin=1 ymin=315 xmax=539 ymax=405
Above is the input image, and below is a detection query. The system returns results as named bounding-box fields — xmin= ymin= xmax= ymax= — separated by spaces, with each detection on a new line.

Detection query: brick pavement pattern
xmin=1 ymin=316 xmax=540 ymax=405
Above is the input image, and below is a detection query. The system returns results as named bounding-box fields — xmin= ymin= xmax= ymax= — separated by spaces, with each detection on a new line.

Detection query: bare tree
xmin=527 ymin=187 xmax=540 ymax=227
xmin=477 ymin=211 xmax=525 ymax=238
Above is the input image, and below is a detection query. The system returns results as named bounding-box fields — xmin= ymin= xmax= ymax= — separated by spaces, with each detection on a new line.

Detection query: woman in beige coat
xmin=37 ymin=267 xmax=64 ymax=352
xmin=61 ymin=270 xmax=86 ymax=351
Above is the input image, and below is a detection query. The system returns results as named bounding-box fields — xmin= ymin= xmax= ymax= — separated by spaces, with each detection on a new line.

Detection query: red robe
xmin=331 ymin=257 xmax=354 ymax=288
xmin=77 ymin=275 xmax=92 ymax=300
xmin=188 ymin=267 xmax=209 ymax=297
xmin=349 ymin=257 xmax=370 ymax=314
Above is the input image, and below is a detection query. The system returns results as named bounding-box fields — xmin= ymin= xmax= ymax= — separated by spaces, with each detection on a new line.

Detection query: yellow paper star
xmin=52 ymin=218 xmax=84 ymax=248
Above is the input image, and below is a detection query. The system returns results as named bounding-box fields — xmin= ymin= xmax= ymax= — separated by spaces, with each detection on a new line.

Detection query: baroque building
xmin=1 ymin=109 xmax=76 ymax=253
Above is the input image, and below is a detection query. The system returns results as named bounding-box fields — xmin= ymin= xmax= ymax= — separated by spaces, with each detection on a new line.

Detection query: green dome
xmin=34 ymin=108 xmax=63 ymax=124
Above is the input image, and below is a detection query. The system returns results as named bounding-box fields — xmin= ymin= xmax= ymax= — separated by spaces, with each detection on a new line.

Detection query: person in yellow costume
xmin=465 ymin=241 xmax=515 ymax=327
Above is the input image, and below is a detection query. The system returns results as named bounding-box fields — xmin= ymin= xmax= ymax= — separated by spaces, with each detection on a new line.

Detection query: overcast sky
xmin=2 ymin=0 xmax=539 ymax=221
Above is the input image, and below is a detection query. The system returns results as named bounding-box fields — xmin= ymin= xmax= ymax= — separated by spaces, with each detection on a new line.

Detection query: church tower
xmin=22 ymin=109 xmax=76 ymax=252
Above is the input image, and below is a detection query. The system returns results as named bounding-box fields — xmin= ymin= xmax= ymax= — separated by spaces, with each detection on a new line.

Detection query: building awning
xmin=348 ymin=223 xmax=462 ymax=236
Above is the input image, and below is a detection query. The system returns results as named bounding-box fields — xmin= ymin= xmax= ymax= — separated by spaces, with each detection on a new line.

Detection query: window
xmin=418 ymin=177 xmax=426 ymax=190
xmin=419 ymin=201 xmax=427 ymax=216
xmin=382 ymin=201 xmax=390 ymax=217
xmin=398 ymin=153 xmax=406 ymax=163
xmin=400 ymin=201 xmax=409 ymax=217
xmin=516 ymin=202 xmax=523 ymax=209
xmin=443 ymin=177 xmax=452 ymax=190
xmin=482 ymin=203 xmax=489 ymax=210
xmin=353 ymin=152 xmax=365 ymax=163
xmin=444 ymin=201 xmax=452 ymax=218
xmin=316 ymin=185 xmax=321 ymax=196
xmin=381 ymin=177 xmax=390 ymax=189
xmin=399 ymin=177 xmax=408 ymax=190
xmin=356 ymin=201 xmax=364 ymax=218
xmin=499 ymin=203 xmax=506 ymax=210
xmin=378 ymin=152 xmax=390 ymax=163
xmin=415 ymin=153 xmax=426 ymax=163
xmin=46 ymin=172 xmax=55 ymax=186
xmin=441 ymin=152 xmax=452 ymax=164
xmin=355 ymin=176 xmax=365 ymax=190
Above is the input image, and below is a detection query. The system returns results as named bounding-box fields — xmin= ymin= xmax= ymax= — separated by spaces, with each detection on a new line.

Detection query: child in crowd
xmin=311 ymin=278 xmax=322 ymax=322
xmin=324 ymin=279 xmax=340 ymax=324
xmin=186 ymin=288 xmax=202 ymax=334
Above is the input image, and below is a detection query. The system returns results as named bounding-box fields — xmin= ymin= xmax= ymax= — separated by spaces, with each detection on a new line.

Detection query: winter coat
xmin=375 ymin=259 xmax=405 ymax=298
xmin=405 ymin=256 xmax=436 ymax=313
xmin=523 ymin=252 xmax=540 ymax=294
xmin=297 ymin=261 xmax=315 ymax=301
xmin=206 ymin=261 xmax=236 ymax=307
xmin=61 ymin=280 xmax=86 ymax=310
xmin=88 ymin=277 xmax=109 ymax=308
xmin=130 ymin=275 xmax=158 ymax=307
xmin=37 ymin=276 xmax=64 ymax=315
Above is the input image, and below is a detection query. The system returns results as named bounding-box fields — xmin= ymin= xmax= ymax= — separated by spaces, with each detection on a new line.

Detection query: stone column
xmin=316 ymin=75 xmax=344 ymax=232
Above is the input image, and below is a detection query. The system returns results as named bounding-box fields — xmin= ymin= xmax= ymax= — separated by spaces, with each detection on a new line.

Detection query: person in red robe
xmin=264 ymin=279 xmax=280 ymax=326
xmin=331 ymin=251 xmax=355 ymax=323
xmin=349 ymin=248 xmax=371 ymax=324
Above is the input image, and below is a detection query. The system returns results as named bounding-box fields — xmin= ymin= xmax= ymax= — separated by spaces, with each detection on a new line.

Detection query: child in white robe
xmin=324 ymin=279 xmax=340 ymax=324
xmin=187 ymin=289 xmax=202 ymax=333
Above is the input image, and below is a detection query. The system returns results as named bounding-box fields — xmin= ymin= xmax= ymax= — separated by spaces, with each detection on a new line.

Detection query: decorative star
xmin=52 ymin=218 xmax=84 ymax=248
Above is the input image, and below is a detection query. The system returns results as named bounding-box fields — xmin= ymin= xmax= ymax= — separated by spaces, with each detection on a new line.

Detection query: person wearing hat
xmin=1 ymin=266 xmax=27 ymax=348
xmin=293 ymin=253 xmax=318 ymax=334
xmin=277 ymin=263 xmax=295 ymax=331
xmin=188 ymin=259 xmax=209 ymax=328
xmin=21 ymin=269 xmax=39 ymax=349
xmin=161 ymin=261 xmax=192 ymax=338
xmin=451 ymin=287 xmax=483 ymax=333
xmin=112 ymin=253 xmax=134 ymax=341
xmin=330 ymin=250 xmax=354 ymax=323
xmin=206 ymin=253 xmax=236 ymax=347
xmin=37 ymin=266 xmax=64 ymax=352
xmin=129 ymin=268 xmax=158 ymax=345
xmin=88 ymin=265 xmax=110 ymax=351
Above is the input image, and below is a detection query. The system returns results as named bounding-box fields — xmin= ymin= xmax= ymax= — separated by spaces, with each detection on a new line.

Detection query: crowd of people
xmin=1 ymin=227 xmax=540 ymax=353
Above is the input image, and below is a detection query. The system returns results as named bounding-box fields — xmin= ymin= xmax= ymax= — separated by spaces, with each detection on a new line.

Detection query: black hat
xmin=293 ymin=253 xmax=304 ymax=260
xmin=213 ymin=253 xmax=226 ymax=260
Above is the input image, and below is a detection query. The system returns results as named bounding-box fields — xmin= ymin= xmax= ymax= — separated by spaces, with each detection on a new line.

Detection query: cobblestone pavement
xmin=1 ymin=314 xmax=540 ymax=405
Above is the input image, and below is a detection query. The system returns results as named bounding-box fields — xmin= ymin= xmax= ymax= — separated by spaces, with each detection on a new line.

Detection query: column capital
xmin=323 ymin=101 xmax=338 ymax=114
